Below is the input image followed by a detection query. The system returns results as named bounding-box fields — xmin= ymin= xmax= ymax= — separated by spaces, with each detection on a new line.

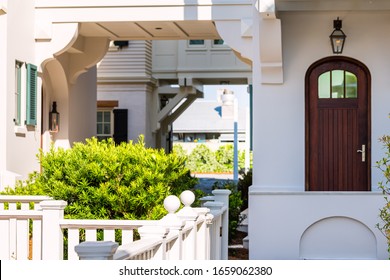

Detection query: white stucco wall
xmin=249 ymin=192 xmax=388 ymax=259
xmin=249 ymin=11 xmax=390 ymax=260
xmin=0 ymin=1 xmax=7 ymax=174
xmin=252 ymin=12 xmax=390 ymax=192
xmin=5 ymin=0 xmax=41 ymax=182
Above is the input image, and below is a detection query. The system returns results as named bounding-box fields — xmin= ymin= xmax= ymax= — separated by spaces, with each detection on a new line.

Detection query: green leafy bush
xmin=186 ymin=144 xmax=223 ymax=173
xmin=172 ymin=143 xmax=187 ymax=159
xmin=174 ymin=143 xmax=251 ymax=173
xmin=237 ymin=169 xmax=252 ymax=210
xmin=215 ymin=145 xmax=234 ymax=170
xmin=4 ymin=137 xmax=198 ymax=220
xmin=376 ymin=134 xmax=390 ymax=256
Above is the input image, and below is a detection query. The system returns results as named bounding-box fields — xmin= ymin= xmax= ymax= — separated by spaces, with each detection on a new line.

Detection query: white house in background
xmin=172 ymin=91 xmax=247 ymax=145
xmin=173 ymin=100 xmax=246 ymax=142
xmin=96 ymin=39 xmax=250 ymax=150
xmin=0 ymin=0 xmax=389 ymax=259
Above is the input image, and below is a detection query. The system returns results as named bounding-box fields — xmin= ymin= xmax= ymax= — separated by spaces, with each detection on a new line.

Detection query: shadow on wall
xmin=299 ymin=216 xmax=377 ymax=259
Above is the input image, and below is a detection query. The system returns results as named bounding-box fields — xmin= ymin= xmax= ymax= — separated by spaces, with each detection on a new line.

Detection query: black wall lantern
xmin=113 ymin=41 xmax=129 ymax=49
xmin=49 ymin=101 xmax=60 ymax=133
xmin=330 ymin=17 xmax=346 ymax=54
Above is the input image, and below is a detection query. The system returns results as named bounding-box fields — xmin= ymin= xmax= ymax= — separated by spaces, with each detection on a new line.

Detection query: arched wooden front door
xmin=305 ymin=56 xmax=371 ymax=191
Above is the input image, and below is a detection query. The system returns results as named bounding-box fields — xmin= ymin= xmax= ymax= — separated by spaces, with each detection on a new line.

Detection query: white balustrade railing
xmin=0 ymin=195 xmax=52 ymax=260
xmin=0 ymin=189 xmax=230 ymax=260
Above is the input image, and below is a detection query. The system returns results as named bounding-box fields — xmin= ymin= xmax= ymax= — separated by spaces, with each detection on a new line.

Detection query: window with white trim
xmin=14 ymin=61 xmax=23 ymax=125
xmin=97 ymin=110 xmax=113 ymax=141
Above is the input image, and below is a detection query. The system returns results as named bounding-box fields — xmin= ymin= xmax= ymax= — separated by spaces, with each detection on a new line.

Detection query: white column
xmin=40 ymin=200 xmax=67 ymax=260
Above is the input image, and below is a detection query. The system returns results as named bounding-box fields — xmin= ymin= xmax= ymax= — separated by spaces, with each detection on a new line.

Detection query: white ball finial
xmin=164 ymin=195 xmax=181 ymax=214
xmin=180 ymin=190 xmax=195 ymax=207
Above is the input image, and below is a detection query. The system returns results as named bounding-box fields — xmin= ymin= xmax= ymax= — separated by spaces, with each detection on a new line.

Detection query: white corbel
xmin=256 ymin=0 xmax=283 ymax=84
xmin=259 ymin=18 xmax=283 ymax=84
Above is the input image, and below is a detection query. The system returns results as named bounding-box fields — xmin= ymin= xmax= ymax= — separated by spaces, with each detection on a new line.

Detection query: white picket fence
xmin=0 ymin=190 xmax=230 ymax=260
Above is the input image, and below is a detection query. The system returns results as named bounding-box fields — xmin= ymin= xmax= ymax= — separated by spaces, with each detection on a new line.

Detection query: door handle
xmin=357 ymin=144 xmax=366 ymax=162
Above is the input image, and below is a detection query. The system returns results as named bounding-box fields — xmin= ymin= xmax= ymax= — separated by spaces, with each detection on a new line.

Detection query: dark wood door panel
xmin=306 ymin=56 xmax=371 ymax=192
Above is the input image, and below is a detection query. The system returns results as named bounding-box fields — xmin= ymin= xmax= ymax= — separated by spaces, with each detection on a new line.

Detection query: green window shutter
xmin=26 ymin=63 xmax=37 ymax=126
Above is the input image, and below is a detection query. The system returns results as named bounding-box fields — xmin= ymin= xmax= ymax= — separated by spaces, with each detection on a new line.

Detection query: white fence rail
xmin=0 ymin=190 xmax=230 ymax=260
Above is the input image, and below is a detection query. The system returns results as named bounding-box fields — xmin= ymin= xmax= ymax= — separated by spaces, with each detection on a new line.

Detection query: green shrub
xmin=237 ymin=169 xmax=252 ymax=210
xmin=4 ymin=136 xmax=198 ymax=220
xmin=186 ymin=144 xmax=222 ymax=173
xmin=215 ymin=145 xmax=234 ymax=170
xmin=172 ymin=143 xmax=187 ymax=159
xmin=175 ymin=143 xmax=251 ymax=173
xmin=376 ymin=134 xmax=390 ymax=256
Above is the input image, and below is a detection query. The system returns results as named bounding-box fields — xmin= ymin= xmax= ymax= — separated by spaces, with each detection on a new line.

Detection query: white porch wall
xmin=249 ymin=192 xmax=388 ymax=259
xmin=69 ymin=67 xmax=98 ymax=144
xmin=252 ymin=12 xmax=390 ymax=192
xmin=4 ymin=0 xmax=40 ymax=183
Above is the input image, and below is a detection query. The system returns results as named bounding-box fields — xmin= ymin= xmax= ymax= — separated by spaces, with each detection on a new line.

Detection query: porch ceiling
xmin=79 ymin=21 xmax=220 ymax=40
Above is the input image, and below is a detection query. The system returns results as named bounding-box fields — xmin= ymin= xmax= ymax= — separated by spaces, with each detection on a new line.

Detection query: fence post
xmin=160 ymin=195 xmax=185 ymax=260
xmin=193 ymin=207 xmax=210 ymax=259
xmin=177 ymin=190 xmax=198 ymax=260
xmin=138 ymin=226 xmax=169 ymax=260
xmin=211 ymin=189 xmax=231 ymax=260
xmin=75 ymin=241 xmax=118 ymax=260
xmin=40 ymin=200 xmax=67 ymax=260
xmin=204 ymin=201 xmax=224 ymax=259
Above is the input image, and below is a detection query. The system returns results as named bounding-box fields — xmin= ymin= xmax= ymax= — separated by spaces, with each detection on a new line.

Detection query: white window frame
xmin=97 ymin=109 xmax=114 ymax=141
xmin=14 ymin=61 xmax=23 ymax=126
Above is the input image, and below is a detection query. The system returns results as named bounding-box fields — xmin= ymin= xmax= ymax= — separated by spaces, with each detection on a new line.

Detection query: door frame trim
xmin=305 ymin=56 xmax=371 ymax=191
